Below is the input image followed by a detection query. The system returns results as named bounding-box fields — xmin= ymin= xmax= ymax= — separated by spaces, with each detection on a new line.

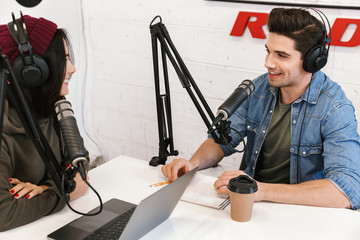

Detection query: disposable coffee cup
xmin=227 ymin=175 xmax=258 ymax=222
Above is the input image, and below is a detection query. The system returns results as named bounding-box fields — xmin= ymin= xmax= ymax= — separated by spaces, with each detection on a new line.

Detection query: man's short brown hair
xmin=267 ymin=8 xmax=326 ymax=60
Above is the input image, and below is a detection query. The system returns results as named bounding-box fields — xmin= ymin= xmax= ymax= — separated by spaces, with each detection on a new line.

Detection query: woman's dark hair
xmin=18 ymin=28 xmax=74 ymax=118
xmin=267 ymin=8 xmax=325 ymax=59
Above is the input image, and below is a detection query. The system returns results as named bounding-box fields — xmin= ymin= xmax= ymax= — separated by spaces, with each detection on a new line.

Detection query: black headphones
xmin=7 ymin=12 xmax=49 ymax=87
xmin=302 ymin=8 xmax=332 ymax=74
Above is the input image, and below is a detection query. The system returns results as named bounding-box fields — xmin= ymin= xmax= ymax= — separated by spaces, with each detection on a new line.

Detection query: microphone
xmin=212 ymin=80 xmax=255 ymax=126
xmin=54 ymin=99 xmax=89 ymax=180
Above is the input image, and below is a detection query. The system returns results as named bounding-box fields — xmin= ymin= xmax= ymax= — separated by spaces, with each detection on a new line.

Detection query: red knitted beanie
xmin=0 ymin=15 xmax=57 ymax=65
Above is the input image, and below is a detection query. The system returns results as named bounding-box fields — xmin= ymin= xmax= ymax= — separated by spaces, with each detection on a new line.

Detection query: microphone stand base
xmin=150 ymin=149 xmax=179 ymax=167
xmin=149 ymin=156 xmax=167 ymax=167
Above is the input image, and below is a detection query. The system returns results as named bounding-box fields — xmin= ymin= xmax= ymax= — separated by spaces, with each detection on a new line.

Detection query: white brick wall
xmin=80 ymin=0 xmax=360 ymax=169
xmin=1 ymin=0 xmax=360 ymax=169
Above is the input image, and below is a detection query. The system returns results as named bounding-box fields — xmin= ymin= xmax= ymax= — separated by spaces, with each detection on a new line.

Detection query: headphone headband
xmin=7 ymin=12 xmax=49 ymax=87
xmin=310 ymin=8 xmax=331 ymax=48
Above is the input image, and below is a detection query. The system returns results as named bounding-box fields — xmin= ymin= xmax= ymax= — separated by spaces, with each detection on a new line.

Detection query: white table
xmin=1 ymin=155 xmax=359 ymax=240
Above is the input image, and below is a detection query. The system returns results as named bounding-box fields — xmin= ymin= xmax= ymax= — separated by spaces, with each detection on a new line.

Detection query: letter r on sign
xmin=230 ymin=12 xmax=269 ymax=39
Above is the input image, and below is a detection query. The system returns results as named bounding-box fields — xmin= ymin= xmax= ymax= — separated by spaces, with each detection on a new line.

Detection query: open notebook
xmin=181 ymin=172 xmax=228 ymax=209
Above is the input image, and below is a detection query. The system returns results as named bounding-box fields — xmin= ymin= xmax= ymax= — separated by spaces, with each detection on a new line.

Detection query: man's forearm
xmin=189 ymin=138 xmax=225 ymax=170
xmin=258 ymin=179 xmax=351 ymax=208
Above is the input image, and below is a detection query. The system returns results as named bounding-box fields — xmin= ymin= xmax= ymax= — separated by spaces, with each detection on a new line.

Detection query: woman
xmin=0 ymin=15 xmax=89 ymax=231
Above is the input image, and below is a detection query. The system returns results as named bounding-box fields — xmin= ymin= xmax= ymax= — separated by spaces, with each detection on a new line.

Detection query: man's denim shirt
xmin=215 ymin=71 xmax=360 ymax=209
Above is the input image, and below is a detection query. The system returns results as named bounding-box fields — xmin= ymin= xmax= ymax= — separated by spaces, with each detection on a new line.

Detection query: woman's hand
xmin=9 ymin=178 xmax=49 ymax=199
xmin=69 ymin=172 xmax=90 ymax=201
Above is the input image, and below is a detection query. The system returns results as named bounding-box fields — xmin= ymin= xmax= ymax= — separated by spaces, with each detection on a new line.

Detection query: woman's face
xmin=59 ymin=40 xmax=76 ymax=96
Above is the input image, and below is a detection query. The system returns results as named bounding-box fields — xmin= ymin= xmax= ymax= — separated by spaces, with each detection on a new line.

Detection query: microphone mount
xmin=149 ymin=16 xmax=232 ymax=166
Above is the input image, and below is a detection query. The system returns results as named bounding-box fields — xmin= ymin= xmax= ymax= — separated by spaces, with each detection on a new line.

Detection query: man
xmin=162 ymin=8 xmax=360 ymax=209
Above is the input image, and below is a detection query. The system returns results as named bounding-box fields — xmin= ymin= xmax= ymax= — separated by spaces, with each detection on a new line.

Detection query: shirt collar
xmin=299 ymin=71 xmax=326 ymax=104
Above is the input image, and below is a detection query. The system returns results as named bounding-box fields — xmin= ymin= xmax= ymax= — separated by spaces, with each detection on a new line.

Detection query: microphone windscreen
xmin=54 ymin=99 xmax=89 ymax=170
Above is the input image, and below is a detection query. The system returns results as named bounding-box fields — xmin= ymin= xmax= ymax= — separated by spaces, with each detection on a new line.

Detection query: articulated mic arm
xmin=1 ymin=48 xmax=102 ymax=216
xmin=0 ymin=50 xmax=69 ymax=194
xmin=149 ymin=16 xmax=231 ymax=166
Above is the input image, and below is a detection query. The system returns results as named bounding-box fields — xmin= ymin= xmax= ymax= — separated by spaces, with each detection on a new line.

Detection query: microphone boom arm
xmin=0 ymin=51 xmax=64 ymax=193
xmin=1 ymin=47 xmax=102 ymax=217
xmin=0 ymin=52 xmax=7 ymax=139
xmin=149 ymin=16 xmax=229 ymax=166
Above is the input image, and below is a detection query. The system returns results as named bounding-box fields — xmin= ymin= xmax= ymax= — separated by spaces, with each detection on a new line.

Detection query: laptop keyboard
xmin=84 ymin=207 xmax=136 ymax=240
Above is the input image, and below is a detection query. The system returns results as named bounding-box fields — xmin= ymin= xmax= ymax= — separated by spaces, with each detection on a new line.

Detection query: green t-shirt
xmin=254 ymin=96 xmax=291 ymax=183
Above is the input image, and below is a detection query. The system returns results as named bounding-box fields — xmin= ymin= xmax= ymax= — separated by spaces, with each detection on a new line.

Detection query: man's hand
xmin=214 ymin=170 xmax=258 ymax=192
xmin=161 ymin=158 xmax=197 ymax=181
xmin=9 ymin=178 xmax=49 ymax=199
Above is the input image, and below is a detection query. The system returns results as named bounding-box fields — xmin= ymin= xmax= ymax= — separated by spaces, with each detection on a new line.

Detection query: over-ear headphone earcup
xmin=13 ymin=54 xmax=49 ymax=87
xmin=303 ymin=45 xmax=328 ymax=74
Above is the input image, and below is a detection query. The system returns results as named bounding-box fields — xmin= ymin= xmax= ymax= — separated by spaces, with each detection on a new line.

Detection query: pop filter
xmin=16 ymin=0 xmax=42 ymax=8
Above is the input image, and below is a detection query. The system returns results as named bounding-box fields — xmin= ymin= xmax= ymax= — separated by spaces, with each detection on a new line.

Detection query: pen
xmin=150 ymin=180 xmax=172 ymax=188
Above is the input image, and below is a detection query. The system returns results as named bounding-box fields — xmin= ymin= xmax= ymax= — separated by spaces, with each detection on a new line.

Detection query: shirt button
xmin=270 ymin=110 xmax=273 ymax=113
xmin=293 ymin=120 xmax=296 ymax=124
xmin=255 ymin=151 xmax=258 ymax=154
xmin=302 ymin=151 xmax=306 ymax=155
xmin=262 ymin=130 xmax=266 ymax=134
xmin=247 ymin=125 xmax=250 ymax=129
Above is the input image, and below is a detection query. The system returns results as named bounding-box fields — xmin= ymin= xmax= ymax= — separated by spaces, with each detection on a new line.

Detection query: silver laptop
xmin=47 ymin=166 xmax=198 ymax=240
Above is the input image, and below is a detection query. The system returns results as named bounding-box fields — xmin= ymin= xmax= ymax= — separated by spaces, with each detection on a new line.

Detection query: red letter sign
xmin=230 ymin=12 xmax=269 ymax=39
xmin=331 ymin=18 xmax=360 ymax=47
xmin=230 ymin=11 xmax=360 ymax=47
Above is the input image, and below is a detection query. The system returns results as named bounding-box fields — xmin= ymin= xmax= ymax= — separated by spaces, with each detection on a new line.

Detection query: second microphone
xmin=212 ymin=79 xmax=255 ymax=127
xmin=54 ymin=99 xmax=89 ymax=173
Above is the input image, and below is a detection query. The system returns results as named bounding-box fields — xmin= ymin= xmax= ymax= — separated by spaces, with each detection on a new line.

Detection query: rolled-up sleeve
xmin=322 ymin=104 xmax=360 ymax=210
